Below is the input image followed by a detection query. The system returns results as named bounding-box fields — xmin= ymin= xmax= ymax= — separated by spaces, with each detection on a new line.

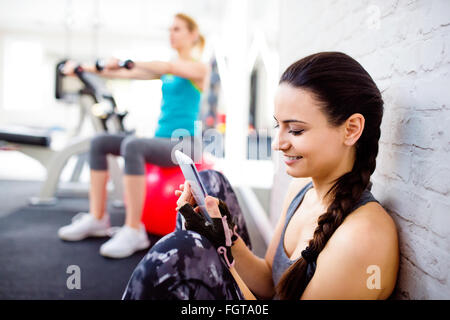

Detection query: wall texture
xmin=271 ymin=0 xmax=450 ymax=299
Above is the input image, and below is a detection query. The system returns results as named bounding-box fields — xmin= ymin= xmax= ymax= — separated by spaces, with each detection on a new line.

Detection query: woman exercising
xmin=58 ymin=13 xmax=209 ymax=259
xmin=122 ymin=52 xmax=399 ymax=299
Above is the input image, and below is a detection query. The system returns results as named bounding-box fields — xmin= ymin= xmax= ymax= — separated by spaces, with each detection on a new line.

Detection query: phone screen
xmin=175 ymin=150 xmax=212 ymax=224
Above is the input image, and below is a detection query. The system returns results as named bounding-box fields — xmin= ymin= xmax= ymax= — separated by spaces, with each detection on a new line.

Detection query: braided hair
xmin=275 ymin=52 xmax=384 ymax=300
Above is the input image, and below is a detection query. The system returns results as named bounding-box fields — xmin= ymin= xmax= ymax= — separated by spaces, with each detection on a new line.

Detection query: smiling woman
xmin=122 ymin=51 xmax=399 ymax=301
xmin=272 ymin=84 xmax=358 ymax=180
xmin=271 ymin=52 xmax=399 ymax=300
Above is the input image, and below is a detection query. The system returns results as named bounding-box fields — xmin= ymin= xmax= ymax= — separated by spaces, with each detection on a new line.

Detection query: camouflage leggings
xmin=122 ymin=169 xmax=252 ymax=300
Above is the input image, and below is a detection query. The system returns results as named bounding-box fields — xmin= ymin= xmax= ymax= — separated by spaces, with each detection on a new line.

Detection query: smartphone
xmin=174 ymin=150 xmax=212 ymax=224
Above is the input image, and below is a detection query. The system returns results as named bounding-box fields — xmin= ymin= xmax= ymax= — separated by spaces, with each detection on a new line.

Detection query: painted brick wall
xmin=271 ymin=0 xmax=450 ymax=299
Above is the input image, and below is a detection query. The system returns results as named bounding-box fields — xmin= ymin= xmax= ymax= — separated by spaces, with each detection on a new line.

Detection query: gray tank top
xmin=272 ymin=181 xmax=379 ymax=290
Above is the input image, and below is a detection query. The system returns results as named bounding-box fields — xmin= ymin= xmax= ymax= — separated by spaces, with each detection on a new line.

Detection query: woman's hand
xmin=61 ymin=60 xmax=77 ymax=76
xmin=174 ymin=181 xmax=223 ymax=219
xmin=176 ymin=191 xmax=238 ymax=268
xmin=175 ymin=181 xmax=198 ymax=211
xmin=103 ymin=57 xmax=121 ymax=70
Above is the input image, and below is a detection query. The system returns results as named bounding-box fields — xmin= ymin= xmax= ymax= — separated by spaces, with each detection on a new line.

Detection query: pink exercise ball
xmin=141 ymin=154 xmax=215 ymax=236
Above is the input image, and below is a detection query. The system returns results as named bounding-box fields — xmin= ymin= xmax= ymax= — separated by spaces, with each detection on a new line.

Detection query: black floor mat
xmin=0 ymin=202 xmax=161 ymax=300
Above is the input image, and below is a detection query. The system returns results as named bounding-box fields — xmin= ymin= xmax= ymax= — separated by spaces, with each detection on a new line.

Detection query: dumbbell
xmin=55 ymin=60 xmax=84 ymax=77
xmin=95 ymin=59 xmax=134 ymax=72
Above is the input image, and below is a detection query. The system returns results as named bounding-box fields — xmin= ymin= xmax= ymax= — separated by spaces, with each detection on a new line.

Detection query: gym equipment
xmin=95 ymin=59 xmax=135 ymax=72
xmin=0 ymin=60 xmax=130 ymax=205
xmin=141 ymin=154 xmax=215 ymax=236
xmin=202 ymin=58 xmax=220 ymax=131
xmin=70 ymin=63 xmax=132 ymax=133
xmin=0 ymin=126 xmax=51 ymax=147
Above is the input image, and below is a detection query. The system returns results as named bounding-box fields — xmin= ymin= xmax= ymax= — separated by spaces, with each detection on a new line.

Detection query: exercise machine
xmin=0 ymin=60 xmax=132 ymax=205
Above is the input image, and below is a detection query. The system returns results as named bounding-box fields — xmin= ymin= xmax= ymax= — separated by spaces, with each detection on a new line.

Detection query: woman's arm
xmin=64 ymin=58 xmax=207 ymax=81
xmin=229 ymin=266 xmax=257 ymax=300
xmin=81 ymin=63 xmax=160 ymax=80
xmin=231 ymin=177 xmax=312 ymax=299
xmin=230 ymin=237 xmax=273 ymax=299
xmin=133 ymin=60 xmax=208 ymax=81
xmin=62 ymin=60 xmax=159 ymax=80
xmin=175 ymin=178 xmax=308 ymax=300
xmin=300 ymin=203 xmax=399 ymax=300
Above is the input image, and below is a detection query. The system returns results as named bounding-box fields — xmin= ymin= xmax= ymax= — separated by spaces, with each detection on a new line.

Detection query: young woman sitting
xmin=122 ymin=51 xmax=399 ymax=300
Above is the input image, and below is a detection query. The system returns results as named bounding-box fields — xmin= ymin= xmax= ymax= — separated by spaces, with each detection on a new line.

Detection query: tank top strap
xmin=284 ymin=182 xmax=378 ymax=228
xmin=284 ymin=181 xmax=314 ymax=227
xmin=351 ymin=188 xmax=379 ymax=212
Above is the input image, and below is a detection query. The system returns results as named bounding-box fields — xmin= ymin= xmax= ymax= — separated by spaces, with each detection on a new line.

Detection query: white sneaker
xmin=99 ymin=224 xmax=150 ymax=259
xmin=58 ymin=212 xmax=110 ymax=241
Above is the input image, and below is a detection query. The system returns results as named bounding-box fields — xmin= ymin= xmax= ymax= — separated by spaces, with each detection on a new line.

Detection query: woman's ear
xmin=343 ymin=113 xmax=365 ymax=146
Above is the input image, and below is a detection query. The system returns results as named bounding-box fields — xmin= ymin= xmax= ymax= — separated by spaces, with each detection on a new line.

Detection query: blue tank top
xmin=154 ymin=74 xmax=202 ymax=138
xmin=272 ymin=181 xmax=379 ymax=291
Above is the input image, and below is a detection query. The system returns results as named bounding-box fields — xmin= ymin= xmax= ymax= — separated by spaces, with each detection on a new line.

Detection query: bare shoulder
xmin=179 ymin=58 xmax=208 ymax=70
xmin=170 ymin=59 xmax=209 ymax=79
xmin=337 ymin=201 xmax=398 ymax=248
xmin=319 ymin=201 xmax=399 ymax=299
xmin=194 ymin=59 xmax=209 ymax=71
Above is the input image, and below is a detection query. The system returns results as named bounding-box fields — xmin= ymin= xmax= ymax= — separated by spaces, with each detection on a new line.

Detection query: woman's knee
xmin=124 ymin=230 xmax=223 ymax=299
xmin=120 ymin=137 xmax=146 ymax=174
xmin=120 ymin=136 xmax=141 ymax=157
xmin=149 ymin=230 xmax=217 ymax=269
xmin=90 ymin=132 xmax=111 ymax=154
xmin=89 ymin=133 xmax=113 ymax=170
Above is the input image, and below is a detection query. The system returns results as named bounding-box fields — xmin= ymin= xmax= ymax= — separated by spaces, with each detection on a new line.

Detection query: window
xmin=2 ymin=38 xmax=45 ymax=110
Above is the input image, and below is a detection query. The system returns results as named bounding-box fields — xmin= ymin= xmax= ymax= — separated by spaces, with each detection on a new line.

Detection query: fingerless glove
xmin=178 ymin=199 xmax=238 ymax=268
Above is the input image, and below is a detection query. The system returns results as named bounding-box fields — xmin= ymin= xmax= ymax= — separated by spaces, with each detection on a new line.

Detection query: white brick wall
xmin=272 ymin=0 xmax=450 ymax=299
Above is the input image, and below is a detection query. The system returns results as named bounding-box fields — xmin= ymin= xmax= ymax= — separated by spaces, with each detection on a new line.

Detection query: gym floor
xmin=0 ymin=157 xmax=269 ymax=299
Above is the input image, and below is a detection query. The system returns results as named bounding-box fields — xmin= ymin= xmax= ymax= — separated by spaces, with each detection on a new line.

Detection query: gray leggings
xmin=89 ymin=133 xmax=202 ymax=175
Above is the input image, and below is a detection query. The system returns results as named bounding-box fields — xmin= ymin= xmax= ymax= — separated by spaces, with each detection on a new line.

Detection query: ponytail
xmin=196 ymin=33 xmax=205 ymax=54
xmin=175 ymin=13 xmax=205 ymax=55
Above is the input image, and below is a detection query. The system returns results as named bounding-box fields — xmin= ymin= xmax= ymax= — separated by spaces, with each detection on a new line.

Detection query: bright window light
xmin=3 ymin=39 xmax=44 ymax=110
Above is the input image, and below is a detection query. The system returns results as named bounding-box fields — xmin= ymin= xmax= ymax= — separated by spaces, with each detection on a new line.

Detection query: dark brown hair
xmin=276 ymin=52 xmax=384 ymax=299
